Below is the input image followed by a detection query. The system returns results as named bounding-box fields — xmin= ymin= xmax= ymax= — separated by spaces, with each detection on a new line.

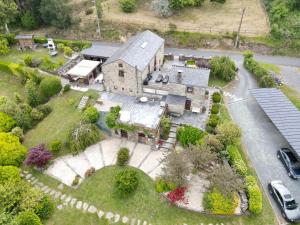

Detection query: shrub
xmin=25 ymin=80 xmax=41 ymax=107
xmin=167 ymin=187 xmax=188 ymax=204
xmin=0 ymin=38 xmax=9 ymax=55
xmin=30 ymin=108 xmax=44 ymax=121
xmin=82 ymin=106 xmax=100 ymax=123
xmin=84 ymin=167 xmax=95 ymax=178
xmin=115 ymin=169 xmax=139 ymax=198
xmin=105 ymin=106 xmax=121 ymax=128
xmin=227 ymin=145 xmax=248 ymax=176
xmin=15 ymin=211 xmax=42 ymax=225
xmin=24 ymin=55 xmax=33 ymax=67
xmin=151 ymin=0 xmax=172 ymax=17
xmin=68 ymin=123 xmax=101 ymax=154
xmin=119 ymin=0 xmax=136 ymax=12
xmin=63 ymin=84 xmax=71 ymax=92
xmin=21 ymin=11 xmax=38 ymax=30
xmin=11 ymin=127 xmax=24 ymax=141
xmin=245 ymin=175 xmax=262 ymax=214
xmin=155 ymin=178 xmax=176 ymax=193
xmin=176 ymin=125 xmax=205 ymax=147
xmin=36 ymin=104 xmax=52 ymax=117
xmin=57 ymin=43 xmax=65 ymax=52
xmin=85 ymin=8 xmax=94 ymax=15
xmin=72 ymin=175 xmax=80 ymax=186
xmin=35 ymin=195 xmax=54 ymax=219
xmin=39 ymin=77 xmax=62 ymax=98
xmin=0 ymin=132 xmax=27 ymax=166
xmin=50 ymin=140 xmax=62 ymax=153
xmin=25 ymin=144 xmax=52 ymax=169
xmin=117 ymin=148 xmax=130 ymax=166
xmin=203 ymin=188 xmax=239 ymax=215
xmin=210 ymin=104 xmax=220 ymax=114
xmin=160 ymin=116 xmax=171 ymax=140
xmin=0 ymin=112 xmax=16 ymax=132
xmin=64 ymin=46 xmax=73 ymax=57
xmin=212 ymin=92 xmax=221 ymax=103
xmin=217 ymin=122 xmax=241 ymax=146
xmin=207 ymin=114 xmax=219 ymax=128
xmin=0 ymin=165 xmax=20 ymax=182
xmin=209 ymin=56 xmax=236 ymax=82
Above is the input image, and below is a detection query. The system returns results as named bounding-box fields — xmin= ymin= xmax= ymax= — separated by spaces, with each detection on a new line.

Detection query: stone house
xmin=102 ymin=30 xmax=164 ymax=96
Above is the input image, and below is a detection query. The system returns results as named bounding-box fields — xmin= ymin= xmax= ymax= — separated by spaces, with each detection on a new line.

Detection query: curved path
xmin=45 ymin=138 xmax=167 ymax=187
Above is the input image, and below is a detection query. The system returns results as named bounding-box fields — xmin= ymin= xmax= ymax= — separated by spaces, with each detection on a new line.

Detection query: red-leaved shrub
xmin=25 ymin=144 xmax=52 ymax=169
xmin=167 ymin=187 xmax=188 ymax=204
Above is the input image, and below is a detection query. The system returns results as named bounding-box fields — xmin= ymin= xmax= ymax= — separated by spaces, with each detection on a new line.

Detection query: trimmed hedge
xmin=207 ymin=114 xmax=220 ymax=128
xmin=245 ymin=175 xmax=262 ymax=214
xmin=33 ymin=37 xmax=91 ymax=51
xmin=211 ymin=104 xmax=220 ymax=114
xmin=227 ymin=145 xmax=248 ymax=176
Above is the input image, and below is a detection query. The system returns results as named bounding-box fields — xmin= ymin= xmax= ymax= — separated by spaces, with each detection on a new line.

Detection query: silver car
xmin=269 ymin=180 xmax=300 ymax=223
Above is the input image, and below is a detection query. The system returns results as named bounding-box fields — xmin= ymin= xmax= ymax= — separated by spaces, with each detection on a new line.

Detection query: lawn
xmin=260 ymin=62 xmax=281 ymax=74
xmin=29 ymin=165 xmax=276 ymax=225
xmin=280 ymin=85 xmax=300 ymax=110
xmin=0 ymin=47 xmax=65 ymax=65
xmin=208 ymin=77 xmax=228 ymax=88
xmin=24 ymin=90 xmax=99 ymax=154
xmin=0 ymin=71 xmax=26 ymax=100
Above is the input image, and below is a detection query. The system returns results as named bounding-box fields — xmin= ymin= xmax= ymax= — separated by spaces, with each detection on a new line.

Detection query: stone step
xmin=63 ymin=153 xmax=92 ymax=178
xmin=84 ymin=144 xmax=104 ymax=170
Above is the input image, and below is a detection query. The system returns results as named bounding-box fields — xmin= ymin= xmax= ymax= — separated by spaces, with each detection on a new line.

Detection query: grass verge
xmin=280 ymin=85 xmax=300 ymax=110
xmin=260 ymin=62 xmax=281 ymax=74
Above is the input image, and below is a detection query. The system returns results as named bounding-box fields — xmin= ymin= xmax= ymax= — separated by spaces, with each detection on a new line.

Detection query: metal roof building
xmin=81 ymin=44 xmax=120 ymax=59
xmin=250 ymin=88 xmax=300 ymax=160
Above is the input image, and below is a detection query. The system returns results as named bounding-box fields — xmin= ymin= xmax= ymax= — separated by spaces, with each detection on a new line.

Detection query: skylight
xmin=141 ymin=41 xmax=148 ymax=49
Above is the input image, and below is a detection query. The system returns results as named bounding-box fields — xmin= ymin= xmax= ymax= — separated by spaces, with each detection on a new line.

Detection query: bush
xmin=210 ymin=104 xmax=220 ymax=114
xmin=212 ymin=92 xmax=221 ymax=103
xmin=0 ymin=165 xmax=20 ymax=182
xmin=30 ymin=108 xmax=44 ymax=121
xmin=209 ymin=56 xmax=236 ymax=82
xmin=82 ymin=106 xmax=99 ymax=123
xmin=25 ymin=144 xmax=52 ymax=169
xmin=203 ymin=188 xmax=239 ymax=215
xmin=227 ymin=145 xmax=248 ymax=176
xmin=0 ymin=112 xmax=16 ymax=132
xmin=63 ymin=84 xmax=71 ymax=92
xmin=0 ymin=132 xmax=27 ymax=166
xmin=39 ymin=77 xmax=62 ymax=99
xmin=167 ymin=187 xmax=187 ymax=204
xmin=155 ymin=178 xmax=176 ymax=193
xmin=36 ymin=104 xmax=52 ymax=117
xmin=119 ymin=0 xmax=136 ymax=12
xmin=72 ymin=175 xmax=80 ymax=186
xmin=68 ymin=123 xmax=101 ymax=154
xmin=207 ymin=114 xmax=219 ymax=128
xmin=117 ymin=148 xmax=130 ymax=166
xmin=245 ymin=176 xmax=262 ymax=214
xmin=15 ymin=211 xmax=42 ymax=225
xmin=50 ymin=140 xmax=62 ymax=153
xmin=115 ymin=169 xmax=139 ymax=198
xmin=105 ymin=106 xmax=121 ymax=128
xmin=85 ymin=8 xmax=94 ymax=15
xmin=35 ymin=195 xmax=54 ymax=219
xmin=84 ymin=167 xmax=95 ymax=178
xmin=21 ymin=11 xmax=38 ymax=30
xmin=160 ymin=116 xmax=171 ymax=140
xmin=217 ymin=122 xmax=241 ymax=146
xmin=0 ymin=38 xmax=9 ymax=55
xmin=11 ymin=127 xmax=24 ymax=141
xmin=64 ymin=46 xmax=73 ymax=57
xmin=24 ymin=55 xmax=33 ymax=67
xmin=57 ymin=43 xmax=65 ymax=52
xmin=176 ymin=125 xmax=205 ymax=147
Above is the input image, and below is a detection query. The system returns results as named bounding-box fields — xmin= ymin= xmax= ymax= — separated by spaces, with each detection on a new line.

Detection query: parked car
xmin=277 ymin=148 xmax=300 ymax=179
xmin=155 ymin=74 xmax=163 ymax=83
xmin=269 ymin=180 xmax=300 ymax=223
xmin=162 ymin=75 xmax=169 ymax=84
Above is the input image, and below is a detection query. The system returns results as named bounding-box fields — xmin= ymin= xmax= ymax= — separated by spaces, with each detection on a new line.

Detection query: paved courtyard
xmin=45 ymin=138 xmax=168 ymax=187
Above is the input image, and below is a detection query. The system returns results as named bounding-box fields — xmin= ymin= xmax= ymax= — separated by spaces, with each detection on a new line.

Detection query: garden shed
xmin=15 ymin=34 xmax=35 ymax=49
xmin=66 ymin=60 xmax=100 ymax=84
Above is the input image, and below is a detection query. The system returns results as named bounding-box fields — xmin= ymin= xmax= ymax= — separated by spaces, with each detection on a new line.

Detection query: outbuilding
xmin=15 ymin=34 xmax=35 ymax=49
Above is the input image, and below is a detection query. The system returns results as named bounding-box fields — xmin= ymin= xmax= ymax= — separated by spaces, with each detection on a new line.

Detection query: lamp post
xmin=92 ymin=0 xmax=101 ymax=38
xmin=234 ymin=8 xmax=245 ymax=48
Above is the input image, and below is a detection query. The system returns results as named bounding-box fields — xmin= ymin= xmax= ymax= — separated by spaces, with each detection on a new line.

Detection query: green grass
xmin=0 ymin=47 xmax=65 ymax=65
xmin=29 ymin=165 xmax=276 ymax=225
xmin=24 ymin=90 xmax=98 ymax=154
xmin=260 ymin=62 xmax=281 ymax=74
xmin=281 ymin=85 xmax=300 ymax=110
xmin=0 ymin=71 xmax=26 ymax=100
xmin=208 ymin=77 xmax=228 ymax=88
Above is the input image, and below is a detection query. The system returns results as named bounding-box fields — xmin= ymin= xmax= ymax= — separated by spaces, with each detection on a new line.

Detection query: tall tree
xmin=0 ymin=0 xmax=18 ymax=33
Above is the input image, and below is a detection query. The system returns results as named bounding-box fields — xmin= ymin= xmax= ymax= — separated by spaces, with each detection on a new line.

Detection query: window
xmin=129 ymin=89 xmax=133 ymax=92
xmin=114 ymin=86 xmax=118 ymax=90
xmin=119 ymin=70 xmax=124 ymax=77
xmin=118 ymin=63 xmax=123 ymax=68
xmin=122 ymin=87 xmax=124 ymax=91
xmin=186 ymin=86 xmax=194 ymax=93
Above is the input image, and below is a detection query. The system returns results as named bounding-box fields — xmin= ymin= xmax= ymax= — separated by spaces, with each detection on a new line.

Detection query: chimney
xmin=177 ymin=70 xmax=183 ymax=83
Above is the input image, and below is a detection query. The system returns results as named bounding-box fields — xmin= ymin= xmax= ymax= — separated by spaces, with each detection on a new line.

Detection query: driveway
xmin=225 ymin=65 xmax=300 ymax=224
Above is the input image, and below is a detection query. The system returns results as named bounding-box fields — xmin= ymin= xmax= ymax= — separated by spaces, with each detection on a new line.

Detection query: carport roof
xmin=250 ymin=88 xmax=300 ymax=158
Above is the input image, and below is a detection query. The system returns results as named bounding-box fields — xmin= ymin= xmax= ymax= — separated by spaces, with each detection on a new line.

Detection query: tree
xmin=40 ymin=0 xmax=73 ymax=29
xmin=216 ymin=122 xmax=241 ymax=147
xmin=119 ymin=0 xmax=136 ymax=12
xmin=160 ymin=116 xmax=171 ymax=139
xmin=208 ymin=163 xmax=243 ymax=196
xmin=169 ymin=0 xmax=184 ymax=10
xmin=0 ymin=38 xmax=9 ymax=55
xmin=0 ymin=112 xmax=16 ymax=132
xmin=209 ymin=56 xmax=237 ymax=82
xmin=0 ymin=132 xmax=27 ymax=166
xmin=82 ymin=106 xmax=100 ymax=123
xmin=39 ymin=77 xmax=62 ymax=99
xmin=26 ymin=80 xmax=41 ymax=107
xmin=151 ymin=0 xmax=172 ymax=17
xmin=15 ymin=211 xmax=42 ymax=225
xmin=25 ymin=144 xmax=52 ymax=169
xmin=21 ymin=11 xmax=38 ymax=30
xmin=186 ymin=145 xmax=218 ymax=170
xmin=176 ymin=125 xmax=205 ymax=147
xmin=161 ymin=151 xmax=190 ymax=187
xmin=0 ymin=0 xmax=18 ymax=33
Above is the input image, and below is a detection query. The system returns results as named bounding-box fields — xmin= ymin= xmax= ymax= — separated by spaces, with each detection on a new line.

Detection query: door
xmin=185 ymin=99 xmax=192 ymax=110
xmin=121 ymin=130 xmax=128 ymax=138
xmin=138 ymin=133 xmax=146 ymax=143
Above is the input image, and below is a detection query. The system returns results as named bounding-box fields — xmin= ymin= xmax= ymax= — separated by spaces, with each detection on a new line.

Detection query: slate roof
xmin=150 ymin=65 xmax=210 ymax=87
xmin=165 ymin=94 xmax=186 ymax=105
xmin=81 ymin=44 xmax=120 ymax=58
xmin=103 ymin=30 xmax=164 ymax=72
xmin=16 ymin=34 xmax=34 ymax=39
xmin=250 ymin=88 xmax=300 ymax=159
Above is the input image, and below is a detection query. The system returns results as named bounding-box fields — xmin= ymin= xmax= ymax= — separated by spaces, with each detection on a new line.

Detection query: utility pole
xmin=234 ymin=8 xmax=245 ymax=48
xmin=93 ymin=0 xmax=101 ymax=38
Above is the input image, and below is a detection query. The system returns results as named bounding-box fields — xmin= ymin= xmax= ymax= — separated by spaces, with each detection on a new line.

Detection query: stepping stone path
xmin=21 ymin=170 xmax=152 ymax=225
xmin=78 ymin=96 xmax=89 ymax=110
